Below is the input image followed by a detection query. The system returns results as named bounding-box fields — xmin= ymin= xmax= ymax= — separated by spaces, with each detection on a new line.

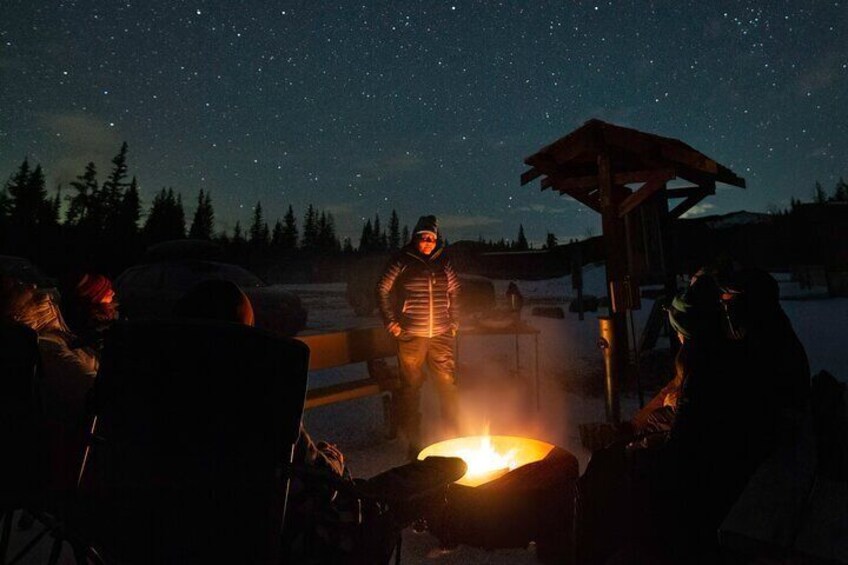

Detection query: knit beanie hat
xmin=173 ymin=279 xmax=255 ymax=327
xmin=75 ymin=274 xmax=113 ymax=305
xmin=667 ymin=275 xmax=721 ymax=340
xmin=413 ymin=215 xmax=438 ymax=237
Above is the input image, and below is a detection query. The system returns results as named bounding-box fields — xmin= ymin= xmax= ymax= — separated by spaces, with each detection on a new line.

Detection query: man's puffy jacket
xmin=376 ymin=245 xmax=460 ymax=338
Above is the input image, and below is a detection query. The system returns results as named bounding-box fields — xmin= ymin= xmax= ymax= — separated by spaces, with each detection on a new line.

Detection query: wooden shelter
xmin=521 ymin=119 xmax=745 ymax=420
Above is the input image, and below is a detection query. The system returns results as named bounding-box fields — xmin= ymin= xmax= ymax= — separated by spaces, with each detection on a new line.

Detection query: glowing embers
xmin=418 ymin=435 xmax=555 ymax=487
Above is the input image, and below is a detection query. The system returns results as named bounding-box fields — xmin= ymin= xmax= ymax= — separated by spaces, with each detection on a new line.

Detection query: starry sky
xmin=1 ymin=1 xmax=846 ymax=245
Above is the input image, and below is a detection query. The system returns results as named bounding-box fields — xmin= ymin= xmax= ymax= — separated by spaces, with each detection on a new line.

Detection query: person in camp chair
xmin=173 ymin=279 xmax=465 ymax=564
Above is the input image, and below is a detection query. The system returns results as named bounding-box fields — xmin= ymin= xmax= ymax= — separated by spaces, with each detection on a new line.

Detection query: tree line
xmin=0 ymin=142 xmax=552 ymax=279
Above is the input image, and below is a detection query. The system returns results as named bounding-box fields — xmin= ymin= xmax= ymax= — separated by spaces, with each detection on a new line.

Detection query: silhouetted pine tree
xmin=544 ymin=232 xmax=557 ymax=249
xmin=388 ymin=210 xmax=400 ymax=250
xmin=7 ymin=160 xmax=39 ymax=225
xmin=66 ymin=161 xmax=100 ymax=230
xmin=515 ymin=224 xmax=529 ymax=250
xmin=302 ymin=204 xmax=318 ymax=250
xmin=249 ymin=201 xmax=269 ymax=247
xmin=102 ymin=142 xmax=130 ymax=229
xmin=814 ymin=181 xmax=827 ymax=204
xmin=317 ymin=211 xmax=328 ymax=249
xmin=317 ymin=211 xmax=339 ymax=252
xmin=143 ymin=188 xmax=185 ymax=244
xmin=231 ymin=221 xmax=245 ymax=244
xmin=30 ymin=166 xmax=56 ymax=227
xmin=5 ymin=160 xmax=54 ymax=258
xmin=271 ymin=219 xmax=284 ymax=248
xmin=281 ymin=205 xmax=298 ymax=250
xmin=401 ymin=225 xmax=410 ymax=246
xmin=188 ymin=189 xmax=214 ymax=240
xmin=174 ymin=193 xmax=186 ymax=238
xmin=833 ymin=178 xmax=848 ymax=202
xmin=0 ymin=187 xmax=9 ymax=248
xmin=50 ymin=185 xmax=62 ymax=225
xmin=359 ymin=219 xmax=373 ymax=252
xmin=116 ymin=177 xmax=141 ymax=235
xmin=342 ymin=237 xmax=354 ymax=254
xmin=372 ymin=214 xmax=386 ymax=251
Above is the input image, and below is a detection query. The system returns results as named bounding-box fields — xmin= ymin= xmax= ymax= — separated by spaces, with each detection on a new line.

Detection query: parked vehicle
xmin=115 ymin=260 xmax=307 ymax=336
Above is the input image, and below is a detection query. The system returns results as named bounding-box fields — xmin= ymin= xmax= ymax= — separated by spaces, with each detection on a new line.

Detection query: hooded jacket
xmin=376 ymin=243 xmax=460 ymax=338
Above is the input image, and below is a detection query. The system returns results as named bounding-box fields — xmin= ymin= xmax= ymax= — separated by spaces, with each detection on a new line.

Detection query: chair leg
xmin=7 ymin=524 xmax=52 ymax=565
xmin=46 ymin=534 xmax=64 ymax=565
xmin=1 ymin=509 xmax=13 ymax=565
xmin=71 ymin=541 xmax=90 ymax=564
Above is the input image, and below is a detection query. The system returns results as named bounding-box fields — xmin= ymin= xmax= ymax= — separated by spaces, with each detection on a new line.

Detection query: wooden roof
xmin=521 ymin=119 xmax=746 ymax=218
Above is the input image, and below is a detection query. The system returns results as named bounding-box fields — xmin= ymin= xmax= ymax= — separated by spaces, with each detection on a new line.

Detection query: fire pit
xmin=417 ymin=435 xmax=556 ymax=487
xmin=418 ymin=435 xmax=579 ymax=560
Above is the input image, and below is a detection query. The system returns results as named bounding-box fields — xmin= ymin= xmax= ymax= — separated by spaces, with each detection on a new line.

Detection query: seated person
xmin=630 ymin=270 xmax=724 ymax=437
xmin=172 ymin=280 xmax=465 ymax=564
xmin=172 ymin=280 xmax=344 ymax=478
xmin=1 ymin=276 xmax=99 ymax=496
xmin=716 ymin=267 xmax=810 ymax=456
xmin=578 ymin=274 xmax=742 ymax=563
xmin=60 ymin=272 xmax=120 ymax=351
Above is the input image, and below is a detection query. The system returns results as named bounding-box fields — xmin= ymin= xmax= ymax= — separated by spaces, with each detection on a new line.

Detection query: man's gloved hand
xmin=449 ymin=322 xmax=459 ymax=337
xmin=387 ymin=321 xmax=402 ymax=337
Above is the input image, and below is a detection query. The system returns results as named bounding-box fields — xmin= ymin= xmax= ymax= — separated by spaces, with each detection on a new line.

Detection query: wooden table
xmin=456 ymin=320 xmax=542 ymax=409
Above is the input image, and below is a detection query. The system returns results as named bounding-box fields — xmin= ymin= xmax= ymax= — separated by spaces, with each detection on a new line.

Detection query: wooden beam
xmin=520 ymin=168 xmax=543 ymax=186
xmin=523 ymin=152 xmax=559 ymax=174
xmin=536 ymin=121 xmax=602 ymax=165
xmin=665 ymin=185 xmax=702 ymax=199
xmin=618 ymin=177 xmax=666 ymax=218
xmin=670 ymin=188 xmax=711 ymax=219
xmin=555 ymin=186 xmax=601 ymax=212
xmin=715 ymin=165 xmax=747 ymax=188
xmin=545 ymin=173 xmax=599 ymax=192
xmin=660 ymin=142 xmax=719 ymax=175
xmin=613 ymin=168 xmax=675 ymax=186
xmin=676 ymin=170 xmax=719 ymax=190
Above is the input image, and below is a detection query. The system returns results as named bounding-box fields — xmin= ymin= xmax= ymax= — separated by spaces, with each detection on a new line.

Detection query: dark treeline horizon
xmin=0 ymin=142 xmax=565 ymax=280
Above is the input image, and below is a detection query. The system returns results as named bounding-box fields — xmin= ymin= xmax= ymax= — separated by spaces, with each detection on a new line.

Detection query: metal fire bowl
xmin=419 ymin=437 xmax=579 ymax=553
xmin=417 ymin=435 xmax=556 ymax=487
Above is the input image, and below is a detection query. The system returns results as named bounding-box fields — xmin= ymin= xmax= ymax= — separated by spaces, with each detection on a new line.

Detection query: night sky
xmin=1 ymin=1 xmax=846 ymax=245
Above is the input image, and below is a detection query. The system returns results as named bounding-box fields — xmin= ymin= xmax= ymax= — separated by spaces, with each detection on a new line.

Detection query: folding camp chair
xmin=0 ymin=321 xmax=100 ymax=565
xmin=0 ymin=321 xmax=44 ymax=563
xmin=72 ymin=318 xmax=309 ymax=564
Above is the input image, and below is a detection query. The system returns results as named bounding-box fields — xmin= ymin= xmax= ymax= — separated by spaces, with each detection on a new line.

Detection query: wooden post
xmin=657 ymin=184 xmax=679 ymax=357
xmin=572 ymin=244 xmax=584 ymax=321
xmin=598 ymin=152 xmax=629 ymax=422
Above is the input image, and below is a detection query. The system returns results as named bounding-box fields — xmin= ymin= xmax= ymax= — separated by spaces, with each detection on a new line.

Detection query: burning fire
xmin=418 ymin=435 xmax=555 ymax=487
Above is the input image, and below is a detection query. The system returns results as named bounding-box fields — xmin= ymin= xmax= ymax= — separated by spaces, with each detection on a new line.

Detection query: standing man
xmin=377 ymin=215 xmax=461 ymax=459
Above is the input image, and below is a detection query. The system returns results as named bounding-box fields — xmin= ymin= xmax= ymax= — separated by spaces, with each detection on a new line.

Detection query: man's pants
xmin=395 ymin=333 xmax=460 ymax=449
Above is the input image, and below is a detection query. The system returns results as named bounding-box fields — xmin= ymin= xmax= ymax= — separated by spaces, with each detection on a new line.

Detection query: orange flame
xmin=418 ymin=434 xmax=555 ymax=487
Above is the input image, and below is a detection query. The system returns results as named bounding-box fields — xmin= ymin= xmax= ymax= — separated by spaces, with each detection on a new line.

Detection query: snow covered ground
xmin=290 ymin=265 xmax=847 ymax=563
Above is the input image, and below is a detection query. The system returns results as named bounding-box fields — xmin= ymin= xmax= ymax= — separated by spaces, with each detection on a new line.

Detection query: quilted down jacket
xmin=376 ymin=245 xmax=460 ymax=338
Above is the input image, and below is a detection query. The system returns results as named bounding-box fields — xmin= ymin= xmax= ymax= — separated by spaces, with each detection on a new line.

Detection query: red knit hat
xmin=75 ymin=273 xmax=113 ymax=304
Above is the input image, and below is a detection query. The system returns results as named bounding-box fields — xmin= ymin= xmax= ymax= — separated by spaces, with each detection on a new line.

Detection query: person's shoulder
xmin=391 ymin=247 xmax=419 ymax=264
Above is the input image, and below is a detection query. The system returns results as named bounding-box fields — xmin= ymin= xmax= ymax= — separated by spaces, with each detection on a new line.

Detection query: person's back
xmin=653 ymin=275 xmax=754 ymax=559
xmin=718 ymin=268 xmax=810 ymax=459
xmin=173 ymin=280 xmax=352 ymax=560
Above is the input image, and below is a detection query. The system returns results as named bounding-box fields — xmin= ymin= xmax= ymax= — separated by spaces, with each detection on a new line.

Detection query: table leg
xmin=535 ymin=334 xmax=540 ymax=410
xmin=515 ymin=334 xmax=520 ymax=378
